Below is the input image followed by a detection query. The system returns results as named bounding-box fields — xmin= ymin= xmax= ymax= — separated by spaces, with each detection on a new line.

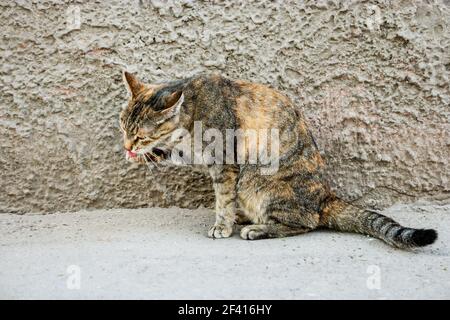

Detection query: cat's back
xmin=185 ymin=73 xmax=298 ymax=131
xmin=233 ymin=78 xmax=299 ymax=132
xmin=185 ymin=73 xmax=291 ymax=106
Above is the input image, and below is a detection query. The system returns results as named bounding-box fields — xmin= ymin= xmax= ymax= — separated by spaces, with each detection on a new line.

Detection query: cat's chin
xmin=126 ymin=155 xmax=145 ymax=164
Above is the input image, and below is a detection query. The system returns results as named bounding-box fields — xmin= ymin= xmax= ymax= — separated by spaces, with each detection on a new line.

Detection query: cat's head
xmin=119 ymin=71 xmax=185 ymax=165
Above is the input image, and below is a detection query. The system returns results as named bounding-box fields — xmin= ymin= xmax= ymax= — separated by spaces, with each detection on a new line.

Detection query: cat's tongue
xmin=127 ymin=150 xmax=137 ymax=158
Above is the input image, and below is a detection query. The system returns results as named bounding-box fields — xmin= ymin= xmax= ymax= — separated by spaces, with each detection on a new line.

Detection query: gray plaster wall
xmin=0 ymin=0 xmax=449 ymax=214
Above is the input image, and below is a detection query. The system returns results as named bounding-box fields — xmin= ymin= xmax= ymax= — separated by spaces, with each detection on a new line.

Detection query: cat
xmin=119 ymin=71 xmax=437 ymax=249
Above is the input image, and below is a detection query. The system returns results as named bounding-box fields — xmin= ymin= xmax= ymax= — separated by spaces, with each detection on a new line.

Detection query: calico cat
xmin=119 ymin=71 xmax=437 ymax=249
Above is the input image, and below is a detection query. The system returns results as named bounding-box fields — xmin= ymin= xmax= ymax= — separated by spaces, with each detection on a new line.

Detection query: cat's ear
xmin=161 ymin=91 xmax=184 ymax=119
xmin=123 ymin=71 xmax=144 ymax=98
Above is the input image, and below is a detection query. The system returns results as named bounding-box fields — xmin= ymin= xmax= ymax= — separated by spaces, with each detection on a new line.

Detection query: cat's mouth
xmin=127 ymin=148 xmax=170 ymax=165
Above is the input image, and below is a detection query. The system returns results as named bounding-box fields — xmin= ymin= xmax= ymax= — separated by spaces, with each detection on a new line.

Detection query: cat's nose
xmin=124 ymin=141 xmax=132 ymax=151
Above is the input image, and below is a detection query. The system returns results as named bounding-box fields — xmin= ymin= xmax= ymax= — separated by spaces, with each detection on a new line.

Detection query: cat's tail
xmin=319 ymin=198 xmax=437 ymax=249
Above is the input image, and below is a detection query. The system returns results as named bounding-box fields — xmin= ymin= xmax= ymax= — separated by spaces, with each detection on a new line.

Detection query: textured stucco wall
xmin=0 ymin=0 xmax=449 ymax=214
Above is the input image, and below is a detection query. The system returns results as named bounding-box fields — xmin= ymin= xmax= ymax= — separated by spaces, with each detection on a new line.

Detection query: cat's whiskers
xmin=144 ymin=153 xmax=159 ymax=170
xmin=151 ymin=153 xmax=162 ymax=169
xmin=142 ymin=154 xmax=154 ymax=171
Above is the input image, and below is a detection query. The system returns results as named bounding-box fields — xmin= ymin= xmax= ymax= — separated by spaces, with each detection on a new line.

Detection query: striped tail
xmin=320 ymin=198 xmax=437 ymax=249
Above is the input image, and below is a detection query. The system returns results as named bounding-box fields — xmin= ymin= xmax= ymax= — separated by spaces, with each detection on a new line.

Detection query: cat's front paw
xmin=208 ymin=224 xmax=233 ymax=239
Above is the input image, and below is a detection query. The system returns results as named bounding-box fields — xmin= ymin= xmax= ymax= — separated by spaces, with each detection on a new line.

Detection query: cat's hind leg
xmin=240 ymin=223 xmax=311 ymax=240
xmin=239 ymin=210 xmax=319 ymax=240
xmin=235 ymin=209 xmax=252 ymax=225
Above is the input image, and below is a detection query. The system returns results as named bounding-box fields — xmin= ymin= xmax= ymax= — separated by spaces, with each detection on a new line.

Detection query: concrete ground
xmin=0 ymin=202 xmax=449 ymax=299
